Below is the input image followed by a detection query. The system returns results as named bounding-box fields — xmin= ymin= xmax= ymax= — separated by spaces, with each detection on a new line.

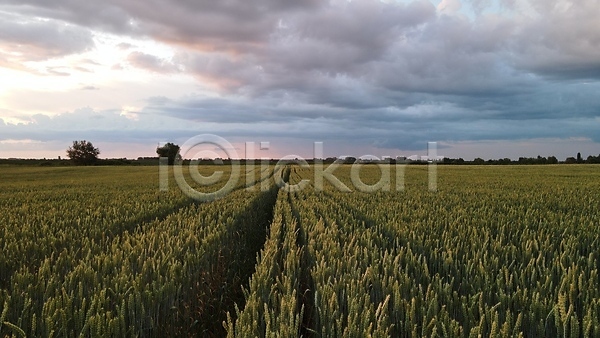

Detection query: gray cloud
xmin=0 ymin=1 xmax=134 ymax=36
xmin=4 ymin=0 xmax=599 ymax=82
xmin=1 ymin=0 xmax=599 ymax=158
xmin=0 ymin=11 xmax=94 ymax=64
xmin=508 ymin=0 xmax=600 ymax=79
xmin=127 ymin=51 xmax=181 ymax=73
xmin=0 ymin=107 xmax=184 ymax=143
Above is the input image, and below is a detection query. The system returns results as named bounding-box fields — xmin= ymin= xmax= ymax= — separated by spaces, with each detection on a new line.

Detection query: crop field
xmin=1 ymin=164 xmax=599 ymax=337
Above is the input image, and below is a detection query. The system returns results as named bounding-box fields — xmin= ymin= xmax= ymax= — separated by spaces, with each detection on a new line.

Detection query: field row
xmin=1 ymin=165 xmax=599 ymax=337
xmin=1 ymin=166 xmax=279 ymax=336
xmin=229 ymin=165 xmax=600 ymax=337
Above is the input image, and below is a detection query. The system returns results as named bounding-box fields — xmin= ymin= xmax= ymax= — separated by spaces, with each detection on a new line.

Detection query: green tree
xmin=156 ymin=142 xmax=181 ymax=165
xmin=66 ymin=140 xmax=100 ymax=165
xmin=587 ymin=155 xmax=600 ymax=164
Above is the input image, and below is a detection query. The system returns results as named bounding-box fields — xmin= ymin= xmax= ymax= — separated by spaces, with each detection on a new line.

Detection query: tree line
xmin=442 ymin=152 xmax=600 ymax=165
xmin=5 ymin=140 xmax=599 ymax=166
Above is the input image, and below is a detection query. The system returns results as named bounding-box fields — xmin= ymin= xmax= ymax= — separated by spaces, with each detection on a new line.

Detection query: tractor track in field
xmin=162 ymin=167 xmax=284 ymax=337
xmin=168 ymin=183 xmax=281 ymax=337
xmin=0 ymin=168 xmax=277 ymax=301
xmin=286 ymin=190 xmax=319 ymax=338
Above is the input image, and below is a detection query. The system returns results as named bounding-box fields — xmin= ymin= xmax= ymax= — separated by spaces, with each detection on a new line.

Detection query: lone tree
xmin=156 ymin=142 xmax=181 ymax=165
xmin=67 ymin=140 xmax=100 ymax=165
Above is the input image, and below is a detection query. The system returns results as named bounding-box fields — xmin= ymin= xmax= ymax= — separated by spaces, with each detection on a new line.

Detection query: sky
xmin=0 ymin=0 xmax=599 ymax=160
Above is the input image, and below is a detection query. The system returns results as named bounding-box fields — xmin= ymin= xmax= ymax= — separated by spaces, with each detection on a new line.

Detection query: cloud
xmin=1 ymin=0 xmax=600 ymax=159
xmin=0 ymin=11 xmax=94 ymax=65
xmin=508 ymin=0 xmax=600 ymax=79
xmin=0 ymin=107 xmax=170 ymax=143
xmin=0 ymin=1 xmax=134 ymax=36
xmin=117 ymin=42 xmax=135 ymax=50
xmin=81 ymin=85 xmax=99 ymax=90
xmin=127 ymin=51 xmax=181 ymax=73
xmin=437 ymin=0 xmax=462 ymax=12
xmin=5 ymin=0 xmax=599 ymax=83
xmin=0 ymin=138 xmax=41 ymax=145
